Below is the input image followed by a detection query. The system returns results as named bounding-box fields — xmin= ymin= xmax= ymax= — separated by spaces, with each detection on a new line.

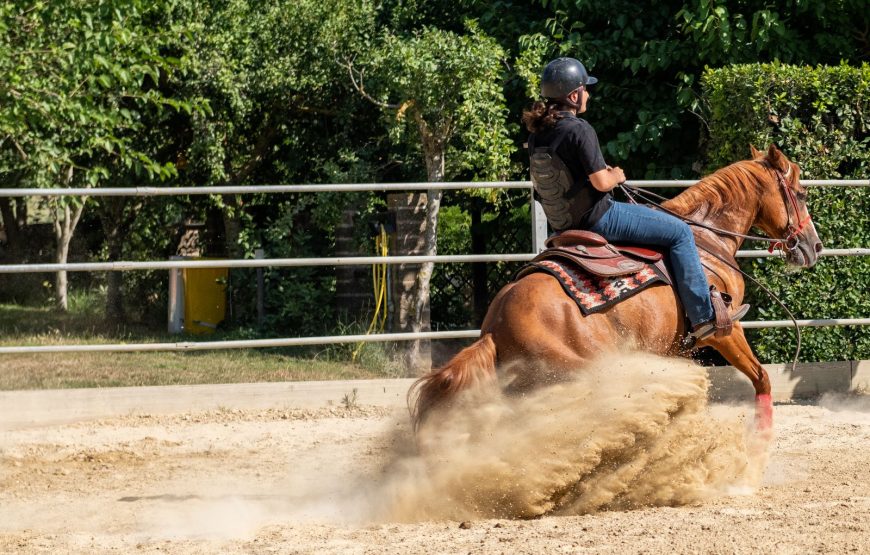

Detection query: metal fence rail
xmin=1 ymin=318 xmax=869 ymax=355
xmin=0 ymin=179 xmax=867 ymax=197
xmin=0 ymin=248 xmax=867 ymax=274
xmin=1 ymin=318 xmax=869 ymax=354
xmin=0 ymin=179 xmax=866 ymax=354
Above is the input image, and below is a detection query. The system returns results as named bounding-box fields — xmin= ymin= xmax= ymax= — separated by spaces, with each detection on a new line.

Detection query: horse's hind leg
xmin=497 ymin=334 xmax=600 ymax=395
xmin=491 ymin=311 xmax=618 ymax=394
xmin=482 ymin=273 xmax=624 ymax=393
xmin=704 ymin=325 xmax=772 ymax=432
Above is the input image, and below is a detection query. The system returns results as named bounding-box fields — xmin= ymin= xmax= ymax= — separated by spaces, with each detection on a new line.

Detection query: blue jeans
xmin=589 ymin=200 xmax=714 ymax=327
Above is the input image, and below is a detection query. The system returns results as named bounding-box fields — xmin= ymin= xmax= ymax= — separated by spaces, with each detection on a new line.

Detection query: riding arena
xmin=2 ymin=149 xmax=870 ymax=553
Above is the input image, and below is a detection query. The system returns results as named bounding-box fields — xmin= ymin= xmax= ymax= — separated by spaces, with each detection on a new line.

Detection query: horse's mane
xmin=663 ymin=160 xmax=770 ymax=221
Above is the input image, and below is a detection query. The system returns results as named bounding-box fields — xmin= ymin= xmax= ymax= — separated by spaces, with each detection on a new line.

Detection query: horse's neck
xmin=661 ymin=165 xmax=762 ymax=255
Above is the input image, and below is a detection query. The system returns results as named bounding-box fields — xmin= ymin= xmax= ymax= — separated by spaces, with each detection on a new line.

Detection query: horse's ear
xmin=766 ymin=143 xmax=788 ymax=171
xmin=749 ymin=144 xmax=762 ymax=159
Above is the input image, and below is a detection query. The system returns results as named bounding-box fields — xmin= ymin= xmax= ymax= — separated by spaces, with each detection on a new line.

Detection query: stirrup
xmin=682 ymin=303 xmax=750 ymax=350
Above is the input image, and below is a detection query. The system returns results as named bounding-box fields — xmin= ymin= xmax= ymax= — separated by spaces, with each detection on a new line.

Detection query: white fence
xmin=0 ymin=179 xmax=867 ymax=354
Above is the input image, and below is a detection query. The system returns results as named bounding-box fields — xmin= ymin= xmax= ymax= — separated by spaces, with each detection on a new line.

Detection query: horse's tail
xmin=408 ymin=333 xmax=497 ymax=432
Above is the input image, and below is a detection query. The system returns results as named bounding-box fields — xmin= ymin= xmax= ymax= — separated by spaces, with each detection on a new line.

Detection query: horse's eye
xmin=795 ymin=191 xmax=807 ymax=201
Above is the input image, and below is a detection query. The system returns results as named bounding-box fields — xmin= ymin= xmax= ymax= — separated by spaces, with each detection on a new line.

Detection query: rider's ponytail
xmin=522 ymin=100 xmax=566 ymax=134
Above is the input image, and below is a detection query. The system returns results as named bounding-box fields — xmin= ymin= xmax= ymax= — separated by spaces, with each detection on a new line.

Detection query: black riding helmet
xmin=540 ymin=57 xmax=597 ymax=100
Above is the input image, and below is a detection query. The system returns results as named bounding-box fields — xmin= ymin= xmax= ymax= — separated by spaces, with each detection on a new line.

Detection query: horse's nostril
xmin=814 ymin=242 xmax=823 ymax=254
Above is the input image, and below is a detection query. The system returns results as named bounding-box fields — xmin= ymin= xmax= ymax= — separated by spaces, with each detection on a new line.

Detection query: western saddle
xmin=536 ymin=230 xmax=670 ymax=283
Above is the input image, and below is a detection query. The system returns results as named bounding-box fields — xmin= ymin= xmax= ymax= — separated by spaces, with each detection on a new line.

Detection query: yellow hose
xmin=353 ymin=225 xmax=388 ymax=362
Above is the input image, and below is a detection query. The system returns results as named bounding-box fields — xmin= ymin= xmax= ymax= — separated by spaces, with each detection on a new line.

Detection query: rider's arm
xmin=588 ymin=166 xmax=626 ymax=192
xmin=574 ymin=121 xmax=625 ymax=192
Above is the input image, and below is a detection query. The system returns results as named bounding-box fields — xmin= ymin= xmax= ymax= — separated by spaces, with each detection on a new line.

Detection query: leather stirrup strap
xmin=710 ymin=287 xmax=732 ymax=337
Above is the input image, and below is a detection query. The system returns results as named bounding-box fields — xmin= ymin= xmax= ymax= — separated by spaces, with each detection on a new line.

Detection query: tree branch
xmin=341 ymin=59 xmax=400 ymax=110
xmin=51 ymin=200 xmax=61 ymax=240
xmin=70 ymin=197 xmax=87 ymax=232
xmin=13 ymin=139 xmax=27 ymax=160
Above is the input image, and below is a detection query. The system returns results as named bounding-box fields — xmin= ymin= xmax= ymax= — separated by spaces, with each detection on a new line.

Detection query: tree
xmin=0 ymin=0 xmax=201 ymax=311
xmin=346 ymin=23 xmax=514 ymax=371
xmin=510 ymin=0 xmax=869 ymax=178
xmin=178 ymin=0 xmax=377 ymax=247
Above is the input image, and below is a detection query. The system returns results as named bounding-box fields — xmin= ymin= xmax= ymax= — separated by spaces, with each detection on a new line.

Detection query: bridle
xmin=768 ymin=163 xmax=813 ymax=254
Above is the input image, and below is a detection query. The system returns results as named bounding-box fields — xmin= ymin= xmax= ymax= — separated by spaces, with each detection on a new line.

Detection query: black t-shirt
xmin=529 ymin=113 xmax=611 ymax=228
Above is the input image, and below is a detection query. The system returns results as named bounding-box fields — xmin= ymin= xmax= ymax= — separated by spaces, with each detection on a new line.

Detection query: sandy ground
xmin=2 ymin=387 xmax=870 ymax=553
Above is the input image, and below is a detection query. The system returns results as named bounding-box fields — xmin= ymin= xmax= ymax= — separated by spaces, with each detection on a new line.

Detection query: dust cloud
xmin=818 ymin=391 xmax=870 ymax=424
xmin=370 ymin=352 xmax=768 ymax=521
xmin=819 ymin=391 xmax=870 ymax=413
xmin=128 ymin=352 xmax=770 ymax=533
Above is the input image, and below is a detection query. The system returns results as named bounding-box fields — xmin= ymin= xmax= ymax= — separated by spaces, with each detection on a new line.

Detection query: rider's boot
xmin=681 ymin=286 xmax=750 ymax=350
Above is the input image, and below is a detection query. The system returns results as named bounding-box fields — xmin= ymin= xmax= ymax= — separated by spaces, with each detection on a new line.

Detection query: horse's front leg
xmin=702 ymin=325 xmax=772 ymax=433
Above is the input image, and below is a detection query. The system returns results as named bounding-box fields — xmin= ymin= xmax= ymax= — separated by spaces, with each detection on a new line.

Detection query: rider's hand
xmin=610 ymin=166 xmax=626 ymax=184
xmin=590 ymin=165 xmax=627 ymax=192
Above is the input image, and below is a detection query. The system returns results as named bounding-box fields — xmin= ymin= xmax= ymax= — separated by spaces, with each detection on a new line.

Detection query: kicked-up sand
xmin=2 ymin=353 xmax=869 ymax=554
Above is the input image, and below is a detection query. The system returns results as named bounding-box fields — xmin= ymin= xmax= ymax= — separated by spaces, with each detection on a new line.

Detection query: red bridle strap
xmin=768 ymin=168 xmax=813 ymax=253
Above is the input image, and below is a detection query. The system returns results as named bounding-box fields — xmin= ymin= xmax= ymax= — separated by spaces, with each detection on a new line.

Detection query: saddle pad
xmin=528 ymin=259 xmax=668 ymax=315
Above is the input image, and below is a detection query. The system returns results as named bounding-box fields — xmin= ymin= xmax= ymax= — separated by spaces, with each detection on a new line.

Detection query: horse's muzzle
xmin=788 ymin=231 xmax=823 ymax=268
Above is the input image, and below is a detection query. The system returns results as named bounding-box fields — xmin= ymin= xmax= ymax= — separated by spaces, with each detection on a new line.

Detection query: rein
xmin=622 ymin=184 xmax=779 ymax=243
xmin=619 ymin=164 xmax=813 ymax=251
xmin=617 ymin=166 xmax=811 ymax=371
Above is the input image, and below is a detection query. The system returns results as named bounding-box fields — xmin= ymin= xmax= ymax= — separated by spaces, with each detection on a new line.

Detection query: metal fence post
xmin=530 ymin=189 xmax=548 ymax=253
xmin=255 ymin=248 xmax=265 ymax=326
xmin=167 ymin=255 xmax=185 ymax=334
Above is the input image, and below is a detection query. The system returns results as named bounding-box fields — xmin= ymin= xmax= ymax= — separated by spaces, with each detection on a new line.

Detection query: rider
xmin=523 ymin=57 xmax=748 ymax=343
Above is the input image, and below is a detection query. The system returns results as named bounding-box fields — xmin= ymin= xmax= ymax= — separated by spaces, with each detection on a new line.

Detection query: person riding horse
xmin=523 ymin=57 xmax=748 ymax=343
xmin=410 ymin=67 xmax=822 ymax=436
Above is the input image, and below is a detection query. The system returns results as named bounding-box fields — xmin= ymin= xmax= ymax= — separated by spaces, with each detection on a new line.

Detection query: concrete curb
xmin=709 ymin=361 xmax=859 ymax=400
xmin=1 ymin=361 xmax=867 ymax=429
xmin=0 ymin=379 xmax=415 ymax=430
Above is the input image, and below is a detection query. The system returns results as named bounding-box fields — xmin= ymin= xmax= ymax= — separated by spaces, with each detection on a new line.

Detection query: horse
xmin=409 ymin=144 xmax=823 ymax=434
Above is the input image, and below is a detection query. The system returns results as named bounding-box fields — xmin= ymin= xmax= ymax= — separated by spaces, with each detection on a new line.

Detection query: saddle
xmin=522 ymin=230 xmax=745 ymax=347
xmin=514 ymin=231 xmax=672 ymax=317
xmin=535 ymin=230 xmax=672 ymax=284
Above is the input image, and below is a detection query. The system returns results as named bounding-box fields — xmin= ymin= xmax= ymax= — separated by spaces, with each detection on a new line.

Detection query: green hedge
xmin=702 ymin=63 xmax=869 ymax=363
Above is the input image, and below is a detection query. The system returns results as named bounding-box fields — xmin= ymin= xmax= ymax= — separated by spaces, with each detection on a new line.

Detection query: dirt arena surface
xmin=2 ymin=374 xmax=870 ymax=554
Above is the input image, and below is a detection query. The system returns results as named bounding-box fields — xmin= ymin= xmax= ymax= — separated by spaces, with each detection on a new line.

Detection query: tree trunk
xmin=221 ymin=204 xmax=244 ymax=259
xmin=52 ymin=199 xmax=86 ymax=312
xmin=221 ymin=194 xmax=245 ymax=322
xmin=0 ymin=193 xmax=34 ymax=302
xmin=401 ymin=120 xmax=446 ymax=374
xmin=16 ymin=198 xmax=27 ymax=230
xmin=221 ymin=195 xmax=244 ymax=260
xmin=0 ymin=172 xmax=26 ymax=262
xmin=99 ymin=197 xmax=130 ymax=323
xmin=0 ymin=198 xmax=23 ymax=261
xmin=334 ymin=205 xmax=370 ymax=321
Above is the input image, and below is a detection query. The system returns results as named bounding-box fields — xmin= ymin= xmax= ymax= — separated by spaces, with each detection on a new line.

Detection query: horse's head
xmin=750 ymin=144 xmax=823 ymax=268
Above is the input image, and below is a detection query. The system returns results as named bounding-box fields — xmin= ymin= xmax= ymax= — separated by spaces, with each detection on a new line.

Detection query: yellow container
xmin=182 ymin=265 xmax=227 ymax=334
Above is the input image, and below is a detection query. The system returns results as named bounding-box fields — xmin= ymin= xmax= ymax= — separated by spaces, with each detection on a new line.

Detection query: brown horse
xmin=410 ymin=144 xmax=823 ymax=433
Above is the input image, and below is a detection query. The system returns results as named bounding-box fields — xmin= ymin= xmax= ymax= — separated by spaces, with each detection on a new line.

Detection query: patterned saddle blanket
xmin=516 ymin=230 xmax=673 ymax=316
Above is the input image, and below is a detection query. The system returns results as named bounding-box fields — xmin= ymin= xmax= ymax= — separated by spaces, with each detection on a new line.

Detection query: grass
xmin=0 ymin=295 xmax=405 ymax=391
xmin=0 ymin=350 xmax=397 ymax=390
